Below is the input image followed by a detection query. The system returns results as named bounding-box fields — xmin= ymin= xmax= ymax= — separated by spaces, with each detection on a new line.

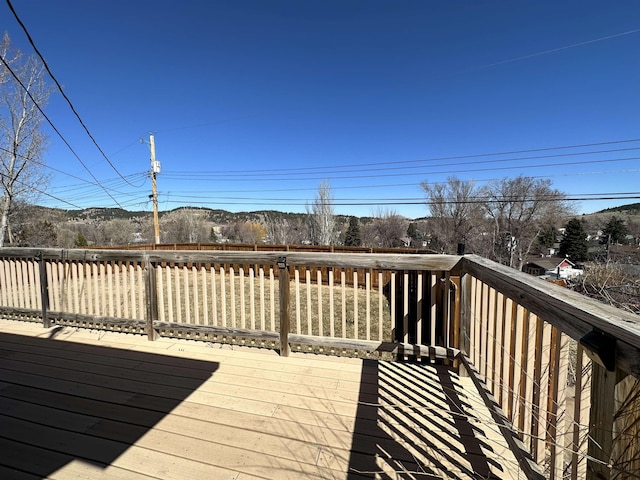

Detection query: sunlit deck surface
xmin=0 ymin=319 xmax=525 ymax=480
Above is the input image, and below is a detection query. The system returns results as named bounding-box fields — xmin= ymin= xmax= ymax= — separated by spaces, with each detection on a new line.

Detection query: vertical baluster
xmin=416 ymin=271 xmax=423 ymax=360
xmin=166 ymin=265 xmax=174 ymax=323
xmin=480 ymin=282 xmax=490 ymax=380
xmin=511 ymin=305 xmax=526 ymax=431
xmin=10 ymin=259 xmax=19 ymax=307
xmin=364 ymin=269 xmax=370 ymax=341
xmin=306 ymin=268 xmax=312 ymax=335
xmin=390 ymin=271 xmax=396 ymax=344
xmin=571 ymin=344 xmax=591 ymax=479
xmin=402 ymin=271 xmax=409 ymax=356
xmin=220 ymin=266 xmax=227 ymax=327
xmin=183 ymin=265 xmax=191 ymax=324
xmin=193 ymin=264 xmax=200 ymax=325
xmin=548 ymin=328 xmax=569 ymax=480
xmin=137 ymin=263 xmax=144 ymax=321
xmin=443 ymin=270 xmax=451 ymax=350
xmin=99 ymin=262 xmax=109 ymax=317
xmin=353 ymin=270 xmax=359 ymax=340
xmin=294 ymin=268 xmax=301 ymax=335
xmin=258 ymin=266 xmax=264 ymax=330
xmin=201 ymin=264 xmax=209 ymax=326
xmin=499 ymin=297 xmax=513 ymax=411
xmin=249 ymin=266 xmax=255 ymax=330
xmin=229 ymin=266 xmax=236 ymax=328
xmin=106 ymin=262 xmax=114 ymax=317
xmin=269 ymin=266 xmax=275 ymax=331
xmin=341 ymin=269 xmax=347 ymax=338
xmin=72 ymin=261 xmax=81 ymax=314
xmin=487 ymin=287 xmax=497 ymax=392
xmin=329 ymin=268 xmax=335 ymax=338
xmin=114 ymin=262 xmax=121 ymax=318
xmin=430 ymin=272 xmax=437 ymax=349
xmin=0 ymin=259 xmax=7 ymax=306
xmin=211 ymin=265 xmax=218 ymax=326
xmin=156 ymin=264 xmax=165 ymax=323
xmin=122 ymin=262 xmax=129 ymax=318
xmin=317 ymin=269 xmax=323 ymax=337
xmin=378 ymin=271 xmax=384 ymax=342
xmin=129 ymin=263 xmax=136 ymax=319
xmin=521 ymin=311 xmax=536 ymax=449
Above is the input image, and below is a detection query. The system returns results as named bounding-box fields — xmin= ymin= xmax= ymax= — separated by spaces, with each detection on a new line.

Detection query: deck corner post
xmin=277 ymin=256 xmax=291 ymax=357
xmin=587 ymin=361 xmax=616 ymax=480
xmin=143 ymin=254 xmax=159 ymax=341
xmin=36 ymin=251 xmax=50 ymax=328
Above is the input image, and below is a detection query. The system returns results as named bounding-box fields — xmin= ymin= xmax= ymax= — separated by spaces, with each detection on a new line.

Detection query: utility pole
xmin=149 ymin=134 xmax=161 ymax=244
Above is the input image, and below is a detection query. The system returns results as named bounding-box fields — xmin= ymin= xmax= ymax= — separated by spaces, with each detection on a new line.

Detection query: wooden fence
xmin=0 ymin=247 xmax=639 ymax=479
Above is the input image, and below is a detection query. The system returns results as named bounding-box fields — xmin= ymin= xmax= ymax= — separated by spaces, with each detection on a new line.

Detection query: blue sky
xmin=3 ymin=0 xmax=640 ymax=218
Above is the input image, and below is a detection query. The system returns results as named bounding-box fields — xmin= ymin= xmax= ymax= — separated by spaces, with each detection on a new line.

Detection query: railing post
xmin=36 ymin=252 xmax=50 ymax=328
xmin=587 ymin=362 xmax=616 ymax=480
xmin=458 ymin=272 xmax=472 ymax=375
xmin=143 ymin=254 xmax=159 ymax=340
xmin=277 ymin=257 xmax=290 ymax=357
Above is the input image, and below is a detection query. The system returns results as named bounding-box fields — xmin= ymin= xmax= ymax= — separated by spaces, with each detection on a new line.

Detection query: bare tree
xmin=0 ymin=33 xmax=53 ymax=246
xmin=482 ymin=176 xmax=570 ymax=270
xmin=161 ymin=208 xmax=212 ymax=244
xmin=421 ymin=177 xmax=485 ymax=254
xmin=306 ymin=180 xmax=336 ymax=245
xmin=100 ymin=218 xmax=137 ymax=246
xmin=264 ymin=214 xmax=306 ymax=245
xmin=361 ymin=208 xmax=407 ymax=248
xmin=222 ymin=221 xmax=266 ymax=244
xmin=11 ymin=202 xmax=62 ymax=247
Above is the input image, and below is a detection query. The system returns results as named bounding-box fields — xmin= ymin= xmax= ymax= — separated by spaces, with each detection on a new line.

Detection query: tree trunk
xmin=0 ymin=193 xmax=12 ymax=247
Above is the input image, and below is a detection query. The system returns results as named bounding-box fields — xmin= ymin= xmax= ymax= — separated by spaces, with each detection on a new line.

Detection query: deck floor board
xmin=0 ymin=319 xmax=525 ymax=479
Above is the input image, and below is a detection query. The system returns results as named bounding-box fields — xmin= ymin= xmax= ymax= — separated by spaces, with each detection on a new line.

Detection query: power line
xmin=0 ymin=52 xmax=125 ymax=209
xmin=164 ymin=138 xmax=640 ymax=176
xmin=0 ymin=145 xmax=148 ymax=191
xmin=161 ymin=155 xmax=640 ymax=183
xmin=152 ymin=191 xmax=640 ymax=203
xmin=162 ymin=147 xmax=640 ymax=178
xmin=135 ymin=168 xmax=640 ymax=196
xmin=5 ymin=0 xmax=137 ymax=188
xmin=475 ymin=28 xmax=640 ymax=71
xmin=0 ymin=171 xmax=82 ymax=209
xmin=154 ymin=193 xmax=640 ymax=208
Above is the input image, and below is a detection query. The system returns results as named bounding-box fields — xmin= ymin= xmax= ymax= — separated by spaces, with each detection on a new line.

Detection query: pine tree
xmin=601 ymin=216 xmax=629 ymax=245
xmin=74 ymin=232 xmax=88 ymax=247
xmin=344 ymin=217 xmax=361 ymax=246
xmin=537 ymin=224 xmax=557 ymax=248
xmin=209 ymin=227 xmax=218 ymax=243
xmin=559 ymin=218 xmax=588 ymax=261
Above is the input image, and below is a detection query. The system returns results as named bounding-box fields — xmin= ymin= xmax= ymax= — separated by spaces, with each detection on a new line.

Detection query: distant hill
xmin=35 ymin=205 xmax=377 ymax=225
xmin=596 ymin=202 xmax=640 ymax=215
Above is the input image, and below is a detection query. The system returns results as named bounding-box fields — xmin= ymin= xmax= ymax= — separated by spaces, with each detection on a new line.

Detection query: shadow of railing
xmin=347 ymin=359 xmax=513 ymax=479
xmin=0 ymin=331 xmax=219 ymax=479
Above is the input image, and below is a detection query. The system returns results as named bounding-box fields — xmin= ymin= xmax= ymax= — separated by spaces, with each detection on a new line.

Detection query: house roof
xmin=524 ymin=257 xmax=575 ymax=271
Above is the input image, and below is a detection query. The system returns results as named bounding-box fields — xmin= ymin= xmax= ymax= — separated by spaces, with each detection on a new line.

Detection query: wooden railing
xmin=0 ymin=247 xmax=638 ymax=480
xmin=459 ymin=255 xmax=640 ymax=480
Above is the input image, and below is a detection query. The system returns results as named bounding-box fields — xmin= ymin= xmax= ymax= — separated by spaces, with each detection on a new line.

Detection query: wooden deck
xmin=0 ymin=319 xmax=525 ymax=480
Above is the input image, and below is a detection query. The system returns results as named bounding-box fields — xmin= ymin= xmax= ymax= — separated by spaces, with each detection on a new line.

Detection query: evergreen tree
xmin=209 ymin=227 xmax=218 ymax=243
xmin=559 ymin=218 xmax=588 ymax=261
xmin=407 ymin=222 xmax=418 ymax=240
xmin=537 ymin=224 xmax=557 ymax=248
xmin=601 ymin=216 xmax=629 ymax=245
xmin=74 ymin=232 xmax=88 ymax=247
xmin=344 ymin=217 xmax=361 ymax=246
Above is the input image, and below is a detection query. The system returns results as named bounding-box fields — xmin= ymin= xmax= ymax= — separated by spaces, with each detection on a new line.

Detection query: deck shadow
xmin=0 ymin=331 xmax=219 ymax=479
xmin=347 ymin=359 xmax=506 ymax=479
